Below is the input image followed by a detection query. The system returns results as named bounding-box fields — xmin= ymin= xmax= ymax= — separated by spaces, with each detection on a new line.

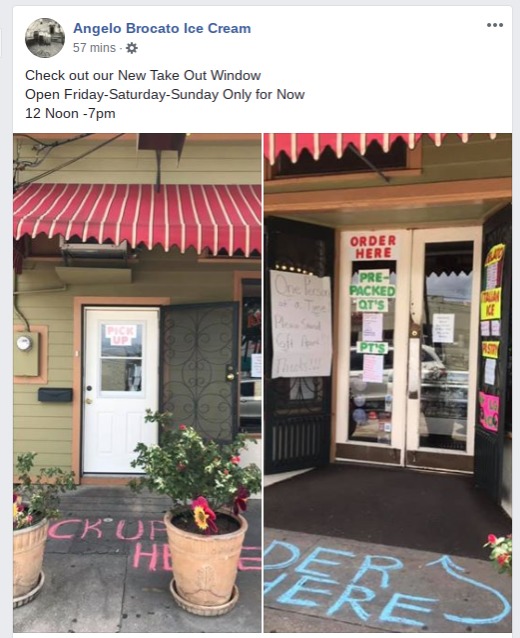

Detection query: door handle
xmin=226 ymin=372 xmax=235 ymax=381
xmin=85 ymin=397 xmax=93 ymax=405
xmin=225 ymin=364 xmax=236 ymax=382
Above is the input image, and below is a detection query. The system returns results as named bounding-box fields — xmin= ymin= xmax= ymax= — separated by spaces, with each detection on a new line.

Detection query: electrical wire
xmin=14 ymin=134 xmax=125 ymax=191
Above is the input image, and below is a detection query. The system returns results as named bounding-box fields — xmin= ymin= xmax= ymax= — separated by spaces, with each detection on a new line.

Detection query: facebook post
xmin=9 ymin=4 xmax=513 ymax=637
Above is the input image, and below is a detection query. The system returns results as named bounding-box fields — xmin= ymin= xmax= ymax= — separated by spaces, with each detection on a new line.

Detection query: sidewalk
xmin=13 ymin=486 xmax=262 ymax=633
xmin=264 ymin=527 xmax=512 ymax=633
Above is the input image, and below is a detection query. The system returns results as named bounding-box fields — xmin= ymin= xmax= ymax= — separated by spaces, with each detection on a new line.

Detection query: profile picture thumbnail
xmin=25 ymin=18 xmax=65 ymax=58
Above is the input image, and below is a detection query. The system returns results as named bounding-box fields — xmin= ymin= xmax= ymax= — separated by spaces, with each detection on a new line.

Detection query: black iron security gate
xmin=265 ymin=218 xmax=335 ymax=473
xmin=474 ymin=205 xmax=512 ymax=502
xmin=160 ymin=302 xmax=239 ymax=442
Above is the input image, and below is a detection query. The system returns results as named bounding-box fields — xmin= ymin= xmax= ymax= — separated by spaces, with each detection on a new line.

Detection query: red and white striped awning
xmin=264 ymin=133 xmax=498 ymax=164
xmin=13 ymin=183 xmax=262 ymax=256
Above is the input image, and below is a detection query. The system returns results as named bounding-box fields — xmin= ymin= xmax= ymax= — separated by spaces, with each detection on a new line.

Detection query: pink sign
xmin=478 ymin=391 xmax=500 ymax=433
xmin=105 ymin=324 xmax=137 ymax=346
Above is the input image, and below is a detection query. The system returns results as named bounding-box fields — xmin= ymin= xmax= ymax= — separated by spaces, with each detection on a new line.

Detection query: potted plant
xmin=129 ymin=410 xmax=262 ymax=616
xmin=13 ymin=452 xmax=76 ymax=608
xmin=484 ymin=533 xmax=512 ymax=575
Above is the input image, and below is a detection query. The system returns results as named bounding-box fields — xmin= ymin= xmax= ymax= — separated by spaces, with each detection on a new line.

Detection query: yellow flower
xmin=193 ymin=505 xmax=209 ymax=530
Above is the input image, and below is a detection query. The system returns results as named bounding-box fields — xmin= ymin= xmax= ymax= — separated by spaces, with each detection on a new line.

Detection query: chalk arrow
xmin=426 ymin=555 xmax=511 ymax=625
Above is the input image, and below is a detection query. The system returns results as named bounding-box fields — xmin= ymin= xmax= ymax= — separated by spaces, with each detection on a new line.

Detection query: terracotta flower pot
xmin=164 ymin=509 xmax=247 ymax=615
xmin=13 ymin=517 xmax=48 ymax=606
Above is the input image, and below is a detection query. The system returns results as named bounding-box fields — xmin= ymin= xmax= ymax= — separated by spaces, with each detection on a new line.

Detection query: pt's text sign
xmin=270 ymin=271 xmax=332 ymax=378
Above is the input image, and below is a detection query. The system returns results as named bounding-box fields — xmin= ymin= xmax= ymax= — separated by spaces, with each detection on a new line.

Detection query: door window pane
xmin=100 ymin=323 xmax=143 ymax=392
xmin=419 ymin=241 xmax=473 ymax=451
xmin=348 ymin=261 xmax=396 ymax=445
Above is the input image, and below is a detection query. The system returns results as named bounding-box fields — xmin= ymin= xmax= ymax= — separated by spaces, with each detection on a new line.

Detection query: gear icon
xmin=126 ymin=42 xmax=138 ymax=54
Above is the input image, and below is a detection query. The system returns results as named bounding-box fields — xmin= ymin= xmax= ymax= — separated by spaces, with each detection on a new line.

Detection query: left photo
xmin=12 ymin=133 xmax=262 ymax=631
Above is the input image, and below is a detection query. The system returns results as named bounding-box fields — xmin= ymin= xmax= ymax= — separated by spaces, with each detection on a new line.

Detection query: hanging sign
xmin=362 ymin=313 xmax=383 ymax=342
xmin=479 ymin=391 xmax=500 ymax=433
xmin=347 ymin=232 xmax=399 ymax=260
xmin=105 ymin=325 xmax=137 ymax=346
xmin=484 ymin=243 xmax=505 ymax=267
xmin=362 ymin=354 xmax=384 ymax=383
xmin=356 ymin=341 xmax=388 ymax=355
xmin=270 ymin=270 xmax=332 ymax=378
xmin=354 ymin=298 xmax=389 ymax=312
xmin=432 ymin=313 xmax=455 ymax=344
xmin=480 ymin=288 xmax=502 ymax=320
xmin=350 ymin=270 xmax=396 ymax=298
xmin=482 ymin=341 xmax=499 ymax=359
xmin=250 ymin=353 xmax=262 ymax=378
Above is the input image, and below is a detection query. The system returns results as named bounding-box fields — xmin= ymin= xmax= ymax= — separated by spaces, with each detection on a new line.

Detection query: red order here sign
xmin=348 ymin=232 xmax=399 ymax=260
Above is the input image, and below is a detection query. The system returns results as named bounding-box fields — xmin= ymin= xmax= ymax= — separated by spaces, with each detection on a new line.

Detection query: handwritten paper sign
xmin=250 ymin=353 xmax=262 ymax=378
xmin=362 ymin=313 xmax=383 ymax=341
xmin=484 ymin=359 xmax=496 ymax=386
xmin=270 ymin=270 xmax=332 ymax=378
xmin=432 ymin=314 xmax=455 ymax=344
xmin=363 ymin=354 xmax=384 ymax=383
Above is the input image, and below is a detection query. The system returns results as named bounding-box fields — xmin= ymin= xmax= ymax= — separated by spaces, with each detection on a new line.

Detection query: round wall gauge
xmin=16 ymin=335 xmax=33 ymax=351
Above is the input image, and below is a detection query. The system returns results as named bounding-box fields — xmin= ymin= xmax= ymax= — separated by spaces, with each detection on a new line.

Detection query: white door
xmin=83 ymin=308 xmax=159 ymax=473
xmin=405 ymin=227 xmax=482 ymax=469
xmin=336 ymin=227 xmax=481 ymax=471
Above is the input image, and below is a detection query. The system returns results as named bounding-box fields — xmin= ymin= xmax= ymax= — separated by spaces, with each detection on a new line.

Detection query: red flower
xmin=191 ymin=496 xmax=218 ymax=533
xmin=231 ymin=456 xmax=240 ymax=464
xmin=233 ymin=486 xmax=250 ymax=515
xmin=497 ymin=554 xmax=508 ymax=565
xmin=179 ymin=424 xmax=187 ymax=431
xmin=488 ymin=534 xmax=498 ymax=545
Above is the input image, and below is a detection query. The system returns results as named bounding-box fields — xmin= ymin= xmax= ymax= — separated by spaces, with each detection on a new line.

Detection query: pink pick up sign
xmin=105 ymin=324 xmax=137 ymax=346
xmin=479 ymin=391 xmax=500 ymax=433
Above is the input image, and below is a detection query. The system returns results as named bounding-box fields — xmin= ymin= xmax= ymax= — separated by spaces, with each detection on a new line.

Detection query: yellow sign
xmin=484 ymin=243 xmax=505 ymax=267
xmin=482 ymin=341 xmax=499 ymax=359
xmin=480 ymin=288 xmax=501 ymax=320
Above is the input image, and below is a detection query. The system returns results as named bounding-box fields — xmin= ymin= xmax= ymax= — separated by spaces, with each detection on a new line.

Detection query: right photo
xmin=262 ymin=133 xmax=512 ymax=633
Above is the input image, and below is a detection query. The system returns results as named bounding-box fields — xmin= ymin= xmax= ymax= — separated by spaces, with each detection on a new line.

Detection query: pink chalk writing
xmin=47 ymin=518 xmax=261 ymax=572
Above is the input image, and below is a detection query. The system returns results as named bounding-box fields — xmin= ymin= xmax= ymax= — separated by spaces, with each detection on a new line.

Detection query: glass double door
xmin=337 ymin=227 xmax=482 ymax=471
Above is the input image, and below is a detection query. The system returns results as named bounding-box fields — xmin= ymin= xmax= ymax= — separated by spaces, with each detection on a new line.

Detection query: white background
xmin=13 ymin=6 xmax=512 ymax=132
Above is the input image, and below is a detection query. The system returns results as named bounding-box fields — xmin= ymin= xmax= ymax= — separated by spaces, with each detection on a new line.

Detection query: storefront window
xmin=419 ymin=241 xmax=473 ymax=451
xmin=348 ymin=261 xmax=397 ymax=445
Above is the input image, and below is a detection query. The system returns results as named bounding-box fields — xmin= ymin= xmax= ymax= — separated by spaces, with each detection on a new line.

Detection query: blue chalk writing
xmin=352 ymin=554 xmax=403 ymax=589
xmin=264 ymin=571 xmax=288 ymax=595
xmin=264 ymin=540 xmax=300 ymax=570
xmin=295 ymin=546 xmax=355 ymax=578
xmin=277 ymin=575 xmax=338 ymax=608
xmin=426 ymin=555 xmax=511 ymax=625
xmin=379 ymin=593 xmax=438 ymax=627
xmin=327 ymin=583 xmax=376 ymax=621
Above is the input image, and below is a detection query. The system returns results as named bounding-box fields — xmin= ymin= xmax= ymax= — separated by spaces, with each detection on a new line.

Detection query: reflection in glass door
xmin=407 ymin=228 xmax=481 ymax=469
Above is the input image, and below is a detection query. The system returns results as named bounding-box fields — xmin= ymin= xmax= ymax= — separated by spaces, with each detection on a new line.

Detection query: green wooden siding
xmin=14 ymin=136 xmax=261 ymax=185
xmin=14 ymin=247 xmax=260 ymax=471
